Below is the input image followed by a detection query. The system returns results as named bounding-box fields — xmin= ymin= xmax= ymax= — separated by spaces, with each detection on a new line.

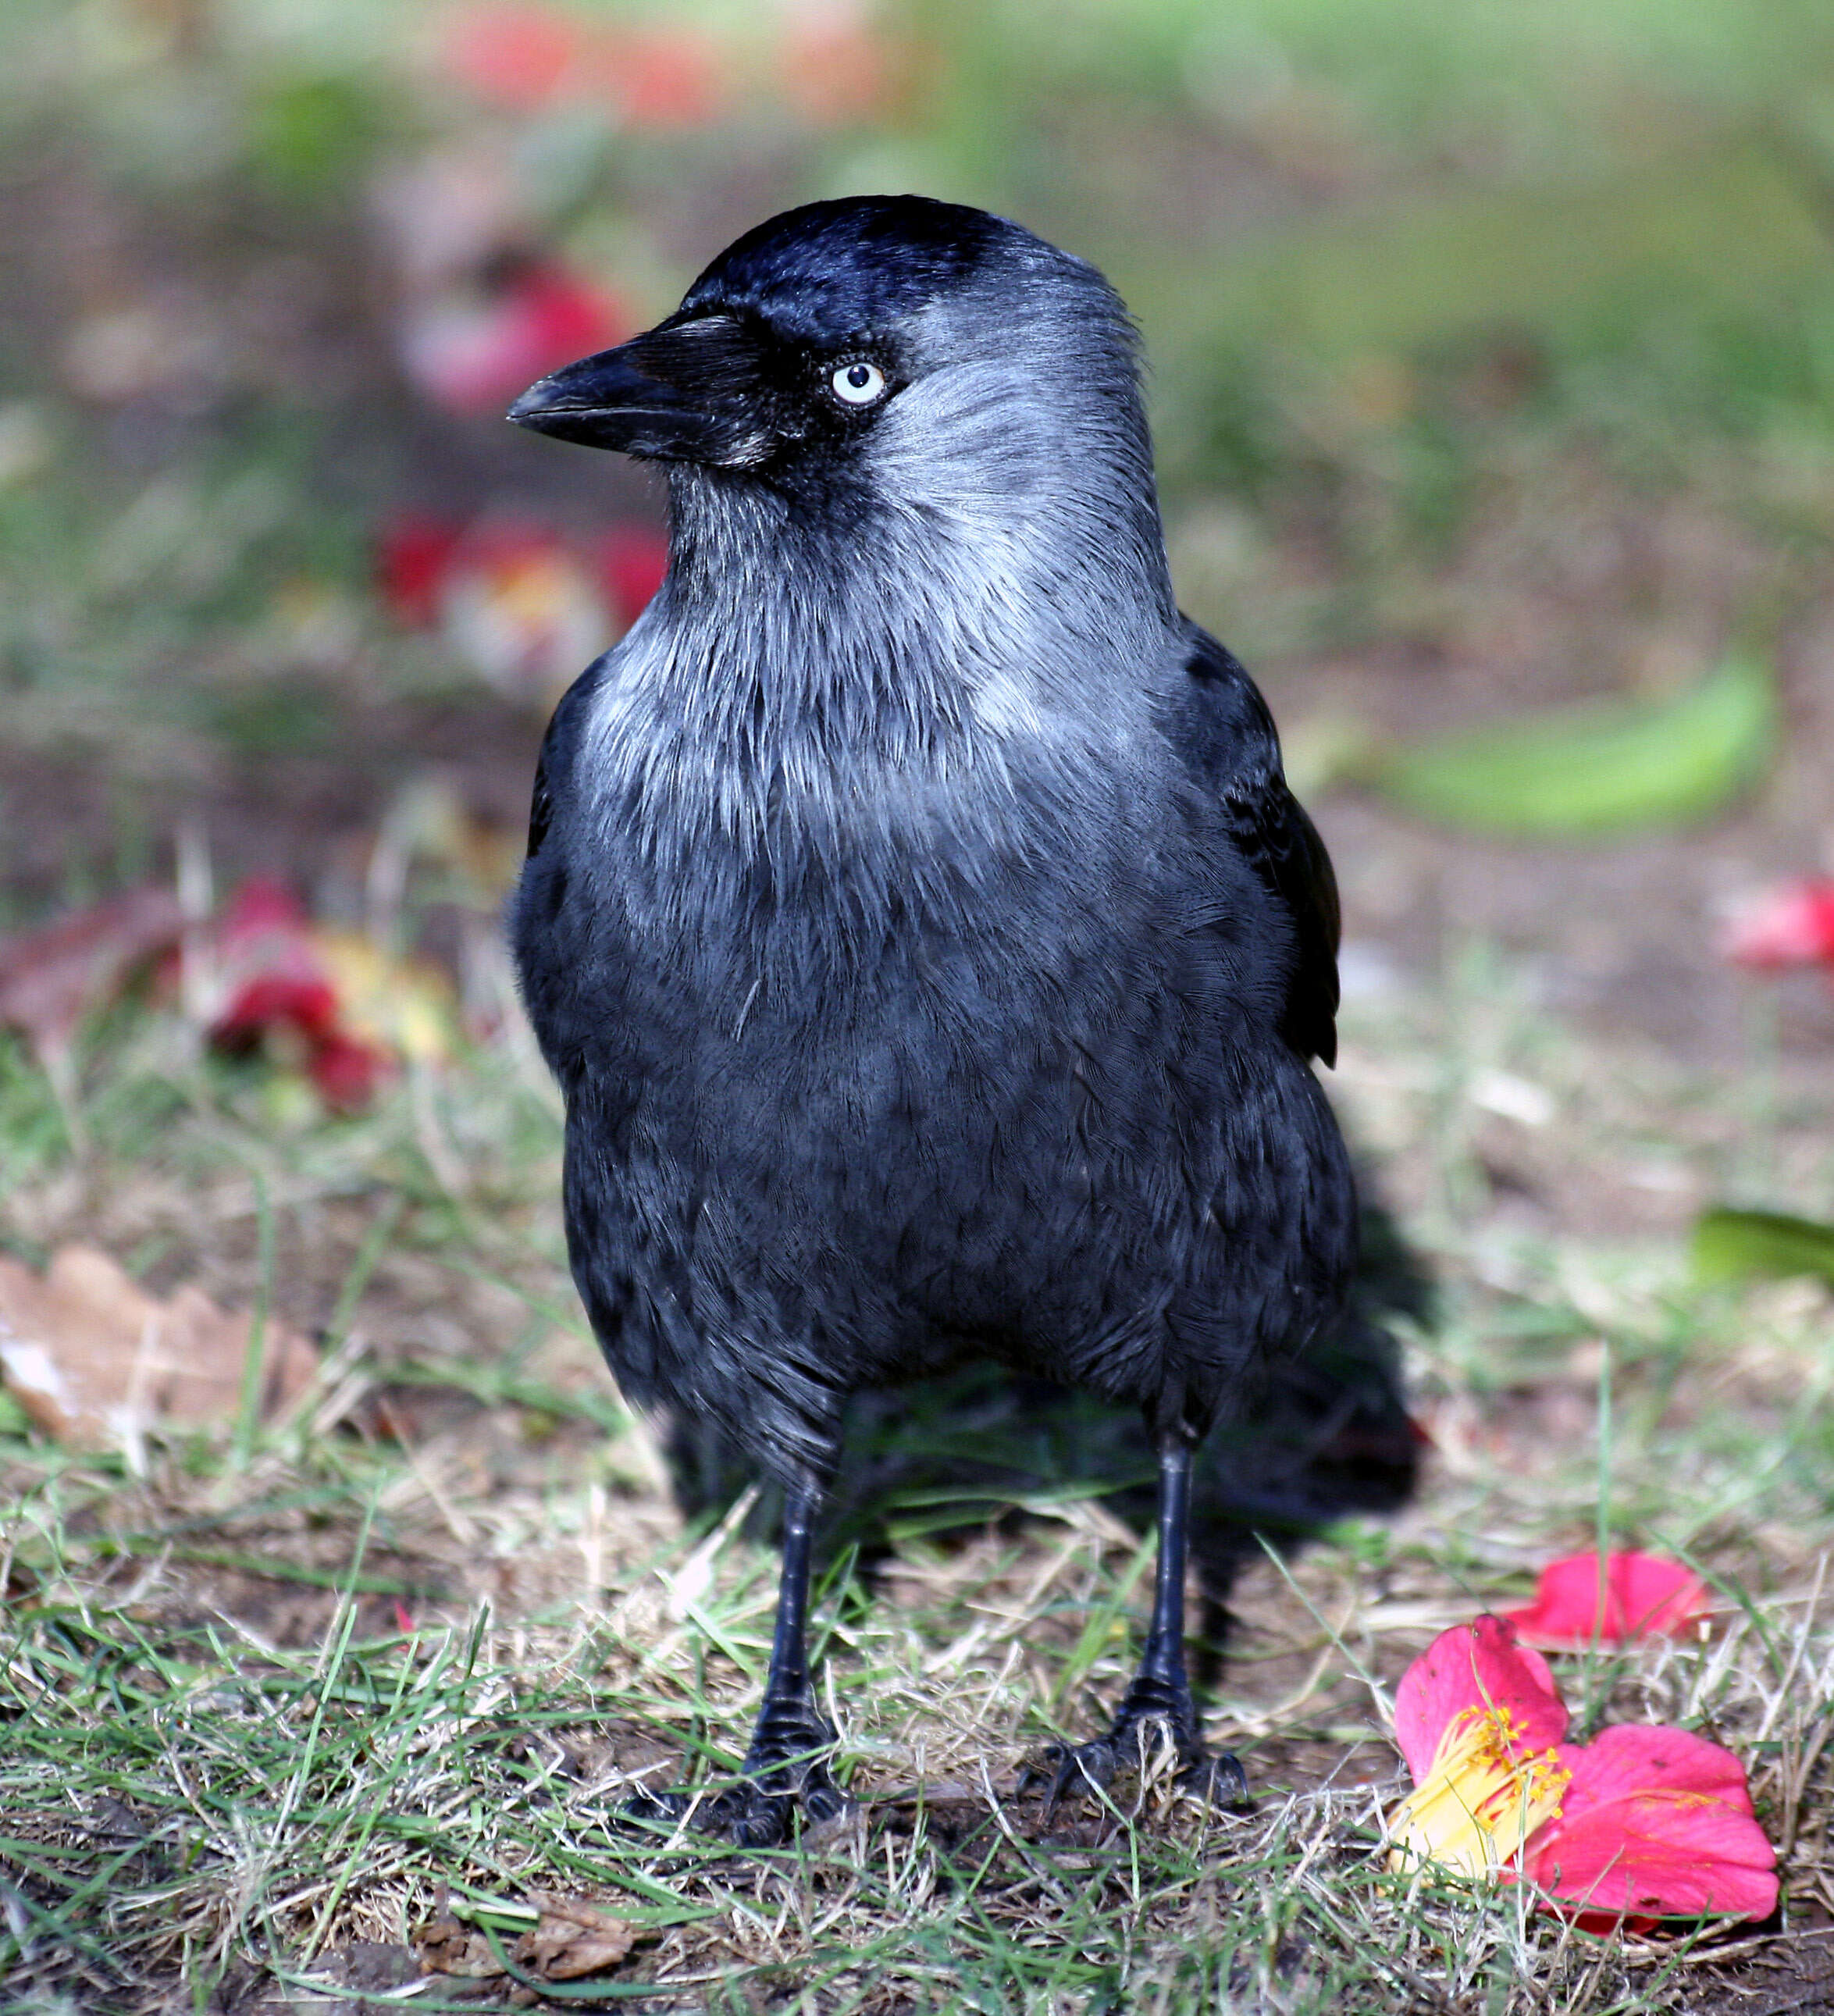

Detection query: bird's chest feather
xmin=518 ymin=699 xmax=1230 ymax=1188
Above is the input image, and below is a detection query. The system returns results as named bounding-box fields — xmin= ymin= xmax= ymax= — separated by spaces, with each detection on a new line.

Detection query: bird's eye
xmin=829 ymin=359 xmax=887 ymax=407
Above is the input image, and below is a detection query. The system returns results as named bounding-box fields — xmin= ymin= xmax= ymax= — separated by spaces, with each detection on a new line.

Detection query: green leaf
xmin=1366 ymin=652 xmax=1775 ymax=837
xmin=1691 ymin=1208 xmax=1834 ymax=1288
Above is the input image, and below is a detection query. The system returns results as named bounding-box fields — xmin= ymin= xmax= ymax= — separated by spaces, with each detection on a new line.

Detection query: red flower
xmin=433 ymin=522 xmax=611 ymax=706
xmin=399 ymin=260 xmax=629 ymax=415
xmin=1391 ymin=1616 xmax=1776 ymax=1927
xmin=374 ymin=513 xmax=664 ymax=700
xmin=775 ymin=11 xmax=898 ymax=125
xmin=377 ymin=515 xmax=465 ymax=628
xmin=440 ymin=3 xmax=725 ymax=126
xmin=1526 ymin=1726 xmax=1779 ymax=1928
xmin=1722 ymin=879 xmax=1834 ymax=970
xmin=443 ymin=3 xmax=593 ymax=109
xmin=208 ymin=880 xmax=340 ymax=1049
xmin=1503 ymin=1551 xmax=1709 ymax=1649
xmin=1391 ymin=1615 xmax=1570 ymax=1879
xmin=590 ymin=26 xmax=724 ymax=128
xmin=202 ymin=882 xmax=453 ymax=1113
xmin=304 ymin=1029 xmax=390 ymax=1113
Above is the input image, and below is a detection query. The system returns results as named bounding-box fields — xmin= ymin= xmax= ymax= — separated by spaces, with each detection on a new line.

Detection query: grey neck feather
xmin=579 ymin=347 xmax=1181 ymax=882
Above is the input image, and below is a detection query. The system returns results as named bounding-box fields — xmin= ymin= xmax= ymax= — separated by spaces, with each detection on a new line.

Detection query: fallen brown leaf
xmin=0 ymin=888 xmax=186 ymax=1061
xmin=0 ymin=1245 xmax=317 ymax=1451
xmin=511 ymin=1895 xmax=638 ymax=1981
xmin=415 ymin=1915 xmax=504 ymax=1980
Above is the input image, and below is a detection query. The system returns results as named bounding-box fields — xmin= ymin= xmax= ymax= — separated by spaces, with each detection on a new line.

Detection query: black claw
xmin=1180 ymin=1749 xmax=1250 ymax=1808
xmin=618 ymin=1695 xmax=849 ymax=1847
xmin=619 ymin=1785 xmax=691 ymax=1830
xmin=1025 ymin=1688 xmax=1248 ymax=1816
xmin=1045 ymin=1737 xmax=1117 ymax=1814
xmin=800 ymin=1774 xmax=848 ymax=1825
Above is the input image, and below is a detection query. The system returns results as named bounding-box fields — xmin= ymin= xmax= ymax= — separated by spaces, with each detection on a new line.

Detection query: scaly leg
xmin=1027 ymin=1432 xmax=1247 ymax=1812
xmin=631 ymin=1481 xmax=849 ymax=1847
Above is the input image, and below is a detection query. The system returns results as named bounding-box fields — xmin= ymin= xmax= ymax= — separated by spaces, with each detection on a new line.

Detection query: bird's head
xmin=507 ymin=196 xmax=1163 ymax=556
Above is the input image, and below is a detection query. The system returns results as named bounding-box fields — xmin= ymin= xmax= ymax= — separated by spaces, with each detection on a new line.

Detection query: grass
xmin=2 ymin=948 xmax=1831 ymax=2014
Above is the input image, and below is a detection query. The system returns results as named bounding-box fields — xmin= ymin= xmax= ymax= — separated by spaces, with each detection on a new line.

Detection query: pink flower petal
xmin=443 ymin=4 xmax=589 ymax=109
xmin=1524 ymin=1725 xmax=1777 ymax=1922
xmin=1722 ymin=878 xmax=1834 ymax=969
xmin=1504 ymin=1552 xmax=1708 ymax=1648
xmin=1394 ymin=1616 xmax=1568 ymax=1783
xmin=400 ymin=264 xmax=628 ymax=415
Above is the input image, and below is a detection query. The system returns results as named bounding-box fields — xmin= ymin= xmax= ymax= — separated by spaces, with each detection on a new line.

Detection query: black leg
xmin=1025 ymin=1431 xmax=1247 ymax=1813
xmin=630 ymin=1480 xmax=849 ymax=1847
xmin=721 ymin=1480 xmax=848 ymax=1841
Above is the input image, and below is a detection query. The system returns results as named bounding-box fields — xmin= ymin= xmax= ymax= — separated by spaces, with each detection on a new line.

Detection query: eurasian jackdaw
xmin=507 ymin=194 xmax=1357 ymax=1845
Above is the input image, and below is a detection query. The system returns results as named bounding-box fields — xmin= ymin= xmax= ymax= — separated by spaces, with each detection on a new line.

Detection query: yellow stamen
xmin=1390 ymin=1705 xmax=1571 ymax=1879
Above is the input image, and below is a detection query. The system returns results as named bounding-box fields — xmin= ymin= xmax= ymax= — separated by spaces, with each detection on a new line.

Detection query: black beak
xmin=507 ymin=315 xmax=776 ymax=466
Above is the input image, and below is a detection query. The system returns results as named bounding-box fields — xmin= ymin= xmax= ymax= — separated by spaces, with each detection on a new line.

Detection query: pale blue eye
xmin=831 ymin=360 xmax=886 ymax=406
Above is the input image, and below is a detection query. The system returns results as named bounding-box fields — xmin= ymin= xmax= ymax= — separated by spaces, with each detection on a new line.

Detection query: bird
xmin=506 ymin=194 xmax=1359 ymax=1846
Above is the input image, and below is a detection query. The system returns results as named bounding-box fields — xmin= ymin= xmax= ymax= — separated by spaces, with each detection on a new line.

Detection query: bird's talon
xmin=799 ymin=1775 xmax=848 ymax=1825
xmin=618 ymin=1786 xmax=691 ymax=1830
xmin=1178 ymin=1750 xmax=1251 ymax=1808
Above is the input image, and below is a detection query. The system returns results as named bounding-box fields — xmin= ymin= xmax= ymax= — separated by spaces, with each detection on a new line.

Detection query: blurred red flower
xmin=399 ymin=259 xmax=629 ymax=415
xmin=592 ymin=25 xmax=724 ymax=127
xmin=776 ymin=7 xmax=897 ymax=124
xmin=443 ymin=3 xmax=593 ymax=109
xmin=1391 ymin=1615 xmax=1776 ymax=1929
xmin=376 ymin=513 xmax=666 ymax=704
xmin=377 ymin=516 xmax=465 ymax=629
xmin=1503 ymin=1551 xmax=1709 ymax=1649
xmin=1722 ymin=878 xmax=1834 ymax=970
xmin=206 ymin=880 xmax=452 ymax=1112
xmin=441 ymin=3 xmax=726 ymax=126
xmin=591 ymin=525 xmax=670 ymax=626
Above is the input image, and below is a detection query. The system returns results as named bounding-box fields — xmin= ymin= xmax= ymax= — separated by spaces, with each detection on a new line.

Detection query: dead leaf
xmin=415 ymin=1915 xmax=504 ymax=1980
xmin=511 ymin=1893 xmax=638 ymax=1981
xmin=0 ymin=1245 xmax=316 ymax=1451
xmin=0 ymin=889 xmax=186 ymax=1062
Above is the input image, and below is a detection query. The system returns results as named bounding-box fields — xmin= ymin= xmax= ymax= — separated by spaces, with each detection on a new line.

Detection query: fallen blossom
xmin=376 ymin=515 xmax=665 ymax=703
xmin=398 ymin=258 xmax=629 ymax=415
xmin=1722 ymin=878 xmax=1834 ymax=971
xmin=1391 ymin=1615 xmax=1569 ymax=1879
xmin=1390 ymin=1616 xmax=1776 ymax=1928
xmin=1526 ymin=1725 xmax=1779 ymax=1928
xmin=205 ymin=879 xmax=453 ymax=1111
xmin=1504 ymin=1551 xmax=1710 ymax=1648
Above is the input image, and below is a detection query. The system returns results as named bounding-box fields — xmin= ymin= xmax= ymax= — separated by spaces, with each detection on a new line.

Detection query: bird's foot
xmin=621 ymin=1694 xmax=853 ymax=1848
xmin=1021 ymin=1673 xmax=1248 ymax=1816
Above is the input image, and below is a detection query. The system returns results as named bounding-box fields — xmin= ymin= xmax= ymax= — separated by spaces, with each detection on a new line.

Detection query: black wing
xmin=1167 ymin=622 xmax=1341 ymax=1067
